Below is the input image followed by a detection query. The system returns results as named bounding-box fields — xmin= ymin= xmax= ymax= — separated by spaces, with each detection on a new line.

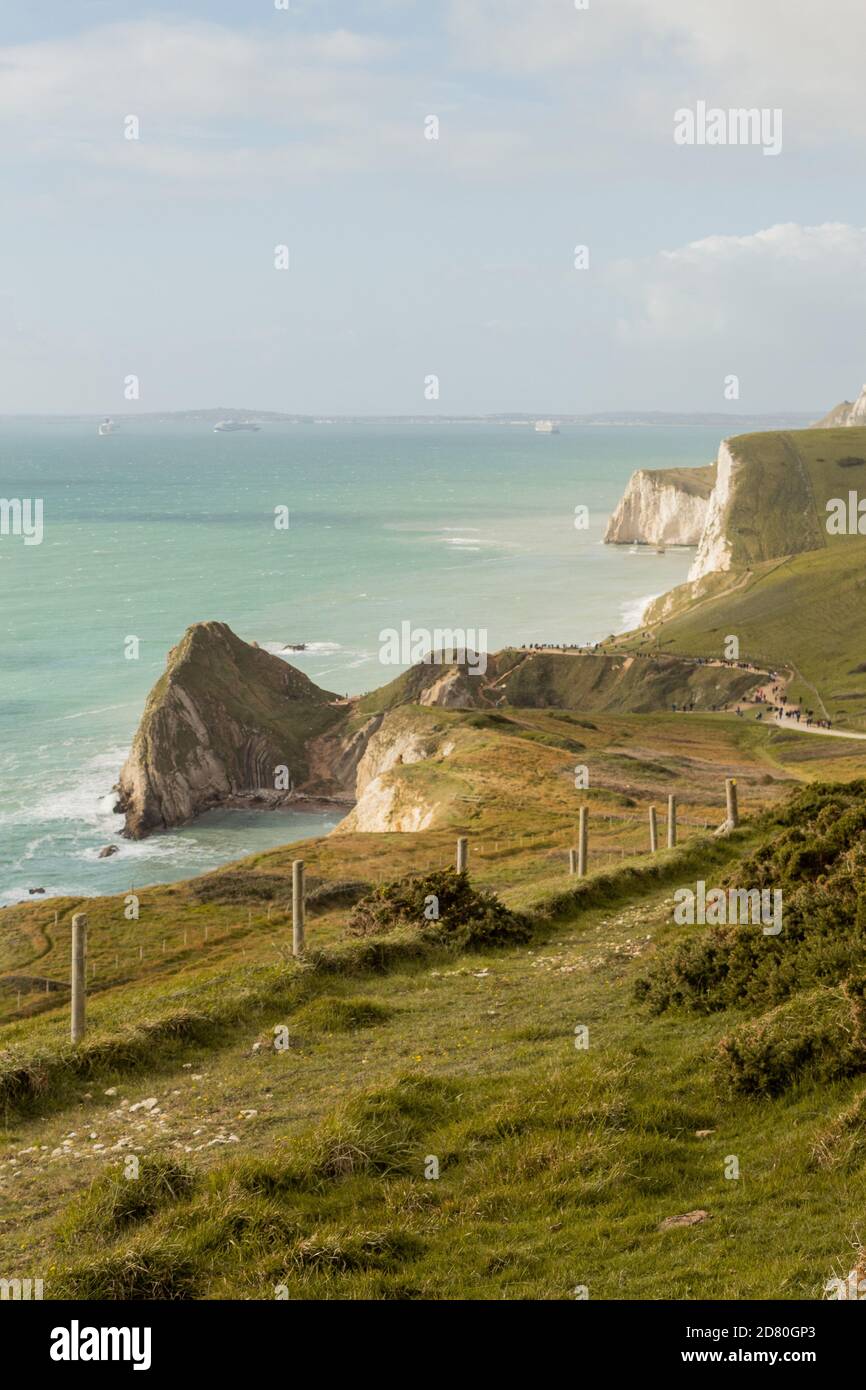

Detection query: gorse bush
xmin=716 ymin=977 xmax=866 ymax=1097
xmin=346 ymin=868 xmax=532 ymax=950
xmin=635 ymin=782 xmax=866 ymax=1015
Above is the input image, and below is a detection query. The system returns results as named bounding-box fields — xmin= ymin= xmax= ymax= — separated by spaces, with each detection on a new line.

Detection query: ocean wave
xmin=262 ymin=640 xmax=342 ymax=657
xmin=618 ymin=593 xmax=660 ymax=632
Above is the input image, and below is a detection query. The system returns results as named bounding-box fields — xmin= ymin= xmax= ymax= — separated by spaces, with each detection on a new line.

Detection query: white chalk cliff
xmin=814 ymin=384 xmax=866 ymax=427
xmin=687 ymin=440 xmax=738 ymax=582
xmin=604 ymin=465 xmax=715 ymax=547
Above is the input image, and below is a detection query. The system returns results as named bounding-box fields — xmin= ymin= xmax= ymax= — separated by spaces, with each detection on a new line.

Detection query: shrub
xmin=305 ymin=880 xmax=371 ymax=913
xmin=716 ymin=978 xmax=866 ymax=1097
xmin=635 ymin=782 xmax=866 ymax=1015
xmin=189 ymin=869 xmax=293 ymax=903
xmin=346 ymin=868 xmax=531 ymax=950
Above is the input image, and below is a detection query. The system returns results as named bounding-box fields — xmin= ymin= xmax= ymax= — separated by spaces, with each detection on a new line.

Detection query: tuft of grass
xmin=291 ymin=995 xmax=392 ymax=1033
xmin=49 ymin=1243 xmax=199 ymax=1300
xmin=811 ymin=1085 xmax=866 ymax=1170
xmin=284 ymin=1228 xmax=424 ymax=1274
xmin=57 ymin=1157 xmax=196 ymax=1244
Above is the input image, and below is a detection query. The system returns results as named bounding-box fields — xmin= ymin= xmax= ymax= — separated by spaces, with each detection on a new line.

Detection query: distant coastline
xmin=0 ymin=409 xmax=818 ymax=429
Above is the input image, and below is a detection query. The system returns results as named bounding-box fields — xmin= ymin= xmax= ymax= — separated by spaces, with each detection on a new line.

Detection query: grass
xmin=1 ymin=781 xmax=865 ymax=1299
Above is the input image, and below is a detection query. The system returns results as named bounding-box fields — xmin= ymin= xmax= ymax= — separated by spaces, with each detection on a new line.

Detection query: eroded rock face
xmin=814 ymin=385 xmax=866 ymax=427
xmin=336 ymin=714 xmax=449 ymax=832
xmin=688 ymin=440 xmax=738 ymax=581
xmin=115 ymin=622 xmax=346 ymax=838
xmin=604 ymin=465 xmax=716 ymax=547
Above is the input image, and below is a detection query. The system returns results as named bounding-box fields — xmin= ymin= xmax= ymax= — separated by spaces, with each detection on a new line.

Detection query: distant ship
xmin=534 ymin=419 xmax=560 ymax=434
xmin=97 ymin=418 xmax=118 ymax=436
xmin=213 ymin=420 xmax=261 ymax=433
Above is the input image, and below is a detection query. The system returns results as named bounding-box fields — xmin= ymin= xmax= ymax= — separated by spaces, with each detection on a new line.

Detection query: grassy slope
xmin=622 ymin=541 xmax=866 ymax=728
xmin=9 ymin=706 xmax=864 ymax=1023
xmin=717 ymin=426 xmax=866 ymax=569
xmin=2 ymin=818 xmax=865 ymax=1300
xmin=3 ymin=707 xmax=866 ymax=1297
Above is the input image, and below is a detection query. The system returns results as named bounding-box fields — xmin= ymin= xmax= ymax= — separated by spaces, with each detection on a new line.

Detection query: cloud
xmin=0 ymin=18 xmax=531 ymax=182
xmin=598 ymin=222 xmax=866 ymax=410
xmin=448 ymin=0 xmax=866 ymax=144
xmin=611 ymin=223 xmax=866 ymax=343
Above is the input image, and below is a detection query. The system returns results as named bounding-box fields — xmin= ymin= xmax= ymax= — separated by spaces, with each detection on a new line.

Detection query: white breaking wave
xmin=261 ymin=640 xmax=342 ymax=657
xmin=618 ymin=593 xmax=659 ymax=632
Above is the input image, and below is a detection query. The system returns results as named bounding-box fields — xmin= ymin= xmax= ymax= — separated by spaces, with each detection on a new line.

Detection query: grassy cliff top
xmin=622 ymin=540 xmax=866 ymax=729
xmin=634 ymin=462 xmax=717 ymax=497
xmin=714 ymin=426 xmax=866 ymax=570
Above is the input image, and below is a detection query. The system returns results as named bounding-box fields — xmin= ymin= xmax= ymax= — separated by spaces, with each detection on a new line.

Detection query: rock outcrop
xmin=604 ymin=465 xmax=716 ymax=547
xmin=814 ymin=385 xmax=866 ymax=428
xmin=115 ymin=622 xmax=348 ymax=838
xmin=336 ymin=714 xmax=449 ymax=833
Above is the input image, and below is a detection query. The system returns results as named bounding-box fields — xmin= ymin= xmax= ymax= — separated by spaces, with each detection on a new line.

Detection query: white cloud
xmin=601 ymin=222 xmax=866 ymax=412
xmin=448 ymin=0 xmax=866 ymax=143
xmin=0 ymin=18 xmax=533 ymax=182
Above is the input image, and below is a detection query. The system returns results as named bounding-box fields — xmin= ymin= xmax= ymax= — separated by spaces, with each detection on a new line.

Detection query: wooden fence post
xmin=71 ymin=912 xmax=87 ymax=1044
xmin=726 ymin=778 xmax=739 ymax=828
xmin=292 ymin=860 xmax=306 ymax=957
xmin=568 ymin=848 xmax=577 ymax=875
xmin=649 ymin=805 xmax=658 ymax=854
xmin=667 ymin=794 xmax=677 ymax=849
xmin=578 ymin=806 xmax=588 ymax=877
xmin=456 ymin=837 xmax=469 ymax=873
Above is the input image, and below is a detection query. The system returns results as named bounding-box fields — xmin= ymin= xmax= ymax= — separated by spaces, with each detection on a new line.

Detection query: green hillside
xmin=624 ymin=541 xmax=866 ymax=728
xmin=3 ymin=780 xmax=866 ymax=1299
xmin=710 ymin=426 xmax=866 ymax=569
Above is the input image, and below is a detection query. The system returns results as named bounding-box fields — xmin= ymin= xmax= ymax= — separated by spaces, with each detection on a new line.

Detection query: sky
xmin=1 ymin=0 xmax=866 ymax=415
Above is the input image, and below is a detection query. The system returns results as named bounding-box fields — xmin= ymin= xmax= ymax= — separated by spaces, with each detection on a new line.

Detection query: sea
xmin=0 ymin=419 xmax=723 ymax=901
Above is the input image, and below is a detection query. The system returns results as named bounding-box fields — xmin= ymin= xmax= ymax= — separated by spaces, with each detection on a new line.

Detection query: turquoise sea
xmin=0 ymin=420 xmax=722 ymax=901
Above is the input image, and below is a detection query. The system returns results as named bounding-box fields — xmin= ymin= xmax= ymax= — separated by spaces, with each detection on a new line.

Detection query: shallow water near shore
xmin=0 ymin=419 xmax=717 ymax=899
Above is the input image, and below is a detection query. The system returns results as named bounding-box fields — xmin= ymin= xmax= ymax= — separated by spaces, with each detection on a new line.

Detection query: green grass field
xmin=3 ymin=712 xmax=866 ymax=1299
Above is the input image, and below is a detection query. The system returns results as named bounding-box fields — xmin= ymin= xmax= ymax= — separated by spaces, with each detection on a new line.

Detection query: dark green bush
xmin=346 ymin=868 xmax=531 ymax=950
xmin=716 ymin=977 xmax=866 ymax=1097
xmin=635 ymin=782 xmax=866 ymax=1015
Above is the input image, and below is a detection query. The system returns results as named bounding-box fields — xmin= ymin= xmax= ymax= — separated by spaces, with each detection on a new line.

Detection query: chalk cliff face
xmin=336 ymin=714 xmax=452 ymax=833
xmin=814 ymin=385 xmax=866 ymax=427
xmin=604 ymin=465 xmax=716 ymax=546
xmin=687 ymin=441 xmax=738 ymax=581
xmin=115 ymin=622 xmax=348 ymax=838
